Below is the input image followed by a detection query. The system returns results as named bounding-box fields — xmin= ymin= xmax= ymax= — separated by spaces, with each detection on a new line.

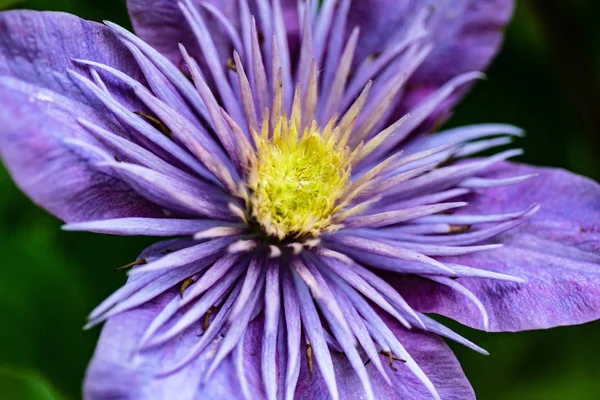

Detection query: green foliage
xmin=0 ymin=368 xmax=65 ymax=400
xmin=0 ymin=0 xmax=21 ymax=9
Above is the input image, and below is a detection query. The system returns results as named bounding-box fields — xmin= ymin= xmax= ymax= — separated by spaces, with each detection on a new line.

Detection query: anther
xmin=198 ymin=306 xmax=216 ymax=336
xmin=367 ymin=51 xmax=382 ymax=61
xmin=180 ymin=277 xmax=195 ymax=298
xmin=226 ymin=58 xmax=237 ymax=72
xmin=380 ymin=351 xmax=406 ymax=371
xmin=114 ymin=258 xmax=147 ymax=271
xmin=306 ymin=343 xmax=314 ymax=378
xmin=134 ymin=112 xmax=173 ymax=139
xmin=449 ymin=224 xmax=471 ymax=233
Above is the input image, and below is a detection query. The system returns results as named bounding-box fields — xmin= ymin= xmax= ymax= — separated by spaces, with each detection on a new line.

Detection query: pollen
xmin=247 ymin=115 xmax=352 ymax=240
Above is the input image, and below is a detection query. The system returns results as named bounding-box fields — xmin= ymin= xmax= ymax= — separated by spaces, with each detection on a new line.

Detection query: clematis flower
xmin=1 ymin=0 xmax=599 ymax=399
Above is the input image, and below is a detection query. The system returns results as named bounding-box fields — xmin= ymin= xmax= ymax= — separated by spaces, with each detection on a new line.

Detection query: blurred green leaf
xmin=0 ymin=0 xmax=22 ymax=9
xmin=0 ymin=167 xmax=152 ymax=399
xmin=0 ymin=368 xmax=64 ymax=400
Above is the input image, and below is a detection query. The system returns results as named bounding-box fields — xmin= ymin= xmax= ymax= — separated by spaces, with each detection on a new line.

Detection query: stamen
xmin=203 ymin=306 xmax=216 ymax=332
xmin=114 ymin=258 xmax=147 ymax=271
xmin=180 ymin=277 xmax=195 ymax=298
xmin=133 ymin=112 xmax=173 ymax=139
xmin=380 ymin=350 xmax=406 ymax=371
xmin=306 ymin=343 xmax=314 ymax=378
xmin=449 ymin=224 xmax=472 ymax=233
xmin=248 ymin=111 xmax=351 ymax=239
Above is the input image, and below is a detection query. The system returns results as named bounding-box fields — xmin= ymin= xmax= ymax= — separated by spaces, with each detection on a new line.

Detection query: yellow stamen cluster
xmin=247 ymin=115 xmax=352 ymax=240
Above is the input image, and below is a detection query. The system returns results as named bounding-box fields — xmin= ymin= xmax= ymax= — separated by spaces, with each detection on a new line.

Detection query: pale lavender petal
xmin=333 ymin=283 xmax=391 ymax=385
xmin=128 ymin=236 xmax=233 ymax=276
xmin=127 ymin=0 xmax=237 ymax=67
xmin=262 ymin=260 xmax=281 ymax=400
xmin=144 ymin=259 xmax=245 ymax=347
xmin=132 ymin=82 xmax=237 ymax=189
xmin=77 ymin=118 xmax=204 ymax=185
xmin=84 ymin=287 xmax=264 ymax=399
xmin=67 ymin=69 xmax=212 ymax=180
xmin=250 ymin=17 xmax=269 ymax=114
xmin=292 ymin=269 xmax=339 ymax=400
xmin=347 ymin=0 xmax=514 ymax=131
xmin=336 ymin=279 xmax=442 ymax=400
xmin=127 ymin=0 xmax=298 ymax=77
xmin=0 ymin=12 xmax=164 ymax=223
xmin=104 ymin=20 xmax=210 ymax=120
xmin=326 ymin=327 xmax=475 ymax=400
xmin=63 ymin=217 xmax=238 ymax=236
xmin=405 ymin=124 xmax=524 ymax=154
xmin=328 ymin=235 xmax=454 ymax=273
xmin=159 ymin=281 xmax=244 ymax=374
xmin=122 ymin=39 xmax=201 ymax=126
xmin=398 ymin=163 xmax=600 ymax=332
xmin=385 ymin=205 xmax=539 ymax=246
xmin=346 ymin=202 xmax=467 ymax=228
xmin=178 ymin=0 xmax=245 ymax=124
xmin=282 ymin=268 xmax=302 ymax=400
xmin=293 ymin=258 xmax=352 ymax=336
xmin=206 ymin=264 xmax=266 ymax=378
xmin=97 ymin=161 xmax=232 ymax=219
xmin=318 ymin=256 xmax=412 ymax=329
xmin=0 ymin=11 xmax=145 ymax=108
xmin=87 ymin=238 xmax=196 ymax=321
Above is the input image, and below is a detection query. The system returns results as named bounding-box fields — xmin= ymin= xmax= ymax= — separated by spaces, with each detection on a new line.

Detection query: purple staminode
xmin=0 ymin=1 xmax=599 ymax=399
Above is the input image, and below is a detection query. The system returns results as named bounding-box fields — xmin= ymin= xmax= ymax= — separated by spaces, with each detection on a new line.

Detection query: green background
xmin=0 ymin=0 xmax=599 ymax=399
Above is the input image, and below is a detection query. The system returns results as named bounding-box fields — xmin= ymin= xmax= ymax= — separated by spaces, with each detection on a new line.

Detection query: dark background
xmin=0 ymin=0 xmax=599 ymax=399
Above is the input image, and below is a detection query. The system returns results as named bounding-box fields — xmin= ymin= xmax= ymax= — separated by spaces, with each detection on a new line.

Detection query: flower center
xmin=247 ymin=117 xmax=351 ymax=240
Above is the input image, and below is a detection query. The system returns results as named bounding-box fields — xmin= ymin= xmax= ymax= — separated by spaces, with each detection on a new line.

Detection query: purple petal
xmin=0 ymin=11 xmax=145 ymax=108
xmin=292 ymin=269 xmax=340 ymax=400
xmin=97 ymin=161 xmax=232 ymax=219
xmin=295 ymin=315 xmax=475 ymax=400
xmin=262 ymin=260 xmax=281 ymax=400
xmin=347 ymin=0 xmax=514 ymax=129
xmin=127 ymin=0 xmax=299 ymax=71
xmin=84 ymin=288 xmax=264 ymax=399
xmin=0 ymin=11 xmax=162 ymax=222
xmin=63 ymin=218 xmax=239 ymax=236
xmin=397 ymin=162 xmax=600 ymax=332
